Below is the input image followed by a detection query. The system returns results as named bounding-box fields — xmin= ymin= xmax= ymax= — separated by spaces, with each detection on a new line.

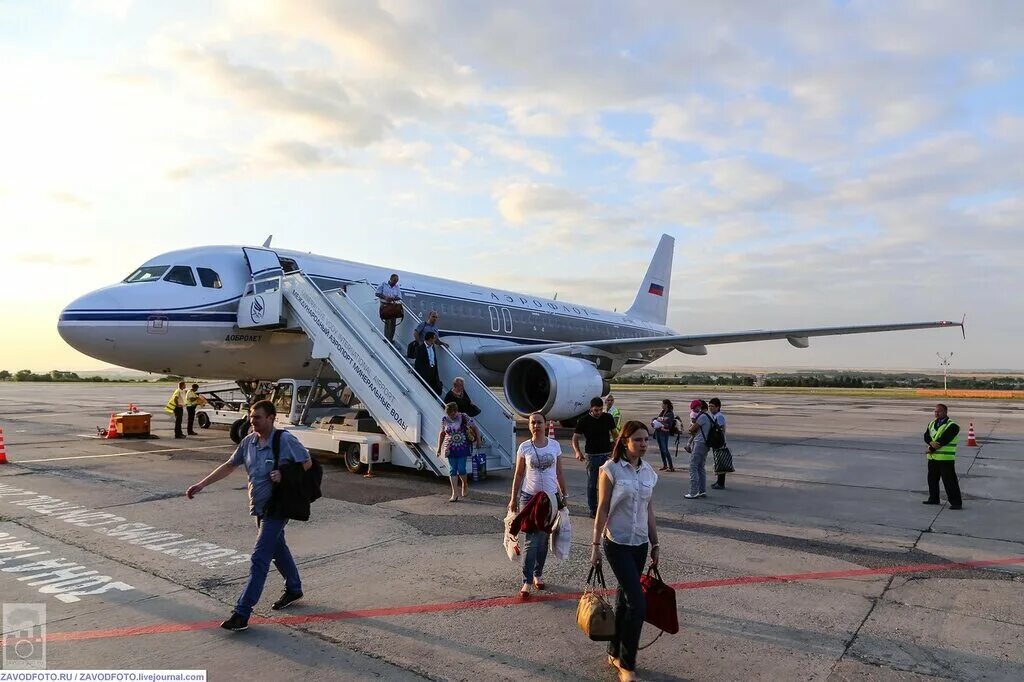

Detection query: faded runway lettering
xmin=0 ymin=531 xmax=134 ymax=603
xmin=0 ymin=483 xmax=250 ymax=568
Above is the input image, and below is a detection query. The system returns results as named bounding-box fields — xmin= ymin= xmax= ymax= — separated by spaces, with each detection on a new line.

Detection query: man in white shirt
xmin=375 ymin=273 xmax=403 ymax=343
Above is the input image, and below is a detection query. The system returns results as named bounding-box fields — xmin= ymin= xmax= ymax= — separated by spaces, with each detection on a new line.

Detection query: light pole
xmin=937 ymin=352 xmax=953 ymax=396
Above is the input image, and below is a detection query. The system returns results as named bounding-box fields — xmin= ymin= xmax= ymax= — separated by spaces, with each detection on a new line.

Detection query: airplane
xmin=58 ymin=234 xmax=963 ymax=421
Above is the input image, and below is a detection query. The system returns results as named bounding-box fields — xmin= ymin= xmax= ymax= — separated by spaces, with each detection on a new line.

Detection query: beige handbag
xmin=577 ymin=565 xmax=615 ymax=641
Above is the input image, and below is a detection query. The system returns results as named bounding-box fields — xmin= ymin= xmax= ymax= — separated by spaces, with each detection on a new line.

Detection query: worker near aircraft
xmin=922 ymin=403 xmax=963 ymax=510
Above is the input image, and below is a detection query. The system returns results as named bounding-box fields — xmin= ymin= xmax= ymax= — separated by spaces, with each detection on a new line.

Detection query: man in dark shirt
xmin=572 ymin=397 xmax=619 ymax=518
xmin=922 ymin=403 xmax=963 ymax=509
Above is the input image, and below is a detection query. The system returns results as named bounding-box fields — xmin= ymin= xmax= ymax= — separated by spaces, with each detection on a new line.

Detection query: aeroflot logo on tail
xmin=251 ymin=296 xmax=266 ymax=322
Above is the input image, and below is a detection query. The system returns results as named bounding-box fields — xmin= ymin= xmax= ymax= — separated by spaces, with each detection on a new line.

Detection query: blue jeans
xmin=689 ymin=443 xmax=708 ymax=495
xmin=235 ymin=515 xmax=302 ymax=618
xmin=586 ymin=454 xmax=609 ymax=516
xmin=655 ymin=431 xmax=672 ymax=468
xmin=604 ymin=539 xmax=649 ymax=672
xmin=519 ymin=493 xmax=549 ymax=583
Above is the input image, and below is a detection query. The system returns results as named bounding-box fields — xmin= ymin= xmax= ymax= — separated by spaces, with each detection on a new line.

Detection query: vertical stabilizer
xmin=625 ymin=234 xmax=674 ymax=325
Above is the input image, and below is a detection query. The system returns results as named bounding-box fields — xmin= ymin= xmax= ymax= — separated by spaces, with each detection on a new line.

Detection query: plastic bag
xmin=503 ymin=509 xmax=521 ymax=561
xmin=550 ymin=508 xmax=571 ymax=560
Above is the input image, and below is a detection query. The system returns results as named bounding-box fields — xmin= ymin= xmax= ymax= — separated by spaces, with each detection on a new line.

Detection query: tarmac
xmin=1 ymin=382 xmax=1023 ymax=680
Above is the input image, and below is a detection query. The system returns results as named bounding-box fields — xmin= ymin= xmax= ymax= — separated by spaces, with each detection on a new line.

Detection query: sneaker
xmin=684 ymin=493 xmax=700 ymax=499
xmin=174 ymin=434 xmax=186 ymax=439
xmin=948 ymin=505 xmax=963 ymax=510
xmin=922 ymin=499 xmax=940 ymax=505
xmin=697 ymin=492 xmax=707 ymax=498
xmin=710 ymin=483 xmax=723 ymax=490
xmin=220 ymin=613 xmax=249 ymax=631
xmin=271 ymin=590 xmax=303 ymax=610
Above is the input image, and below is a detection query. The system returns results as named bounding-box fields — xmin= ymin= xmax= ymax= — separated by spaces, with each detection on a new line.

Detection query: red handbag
xmin=640 ymin=566 xmax=678 ymax=635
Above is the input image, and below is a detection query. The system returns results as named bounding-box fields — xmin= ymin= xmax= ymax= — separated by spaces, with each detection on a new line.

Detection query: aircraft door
xmin=242 ymin=247 xmax=283 ymax=278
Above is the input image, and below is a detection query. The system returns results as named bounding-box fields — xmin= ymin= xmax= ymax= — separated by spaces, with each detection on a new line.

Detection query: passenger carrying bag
xmin=577 ymin=565 xmax=615 ymax=641
xmin=266 ymin=429 xmax=323 ymax=522
xmin=379 ymin=302 xmax=404 ymax=320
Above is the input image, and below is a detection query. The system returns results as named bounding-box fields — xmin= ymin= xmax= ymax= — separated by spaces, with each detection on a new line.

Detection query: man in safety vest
xmin=922 ymin=403 xmax=962 ymax=510
xmin=185 ymin=383 xmax=206 ymax=436
xmin=164 ymin=381 xmax=187 ymax=439
xmin=604 ymin=394 xmax=622 ymax=429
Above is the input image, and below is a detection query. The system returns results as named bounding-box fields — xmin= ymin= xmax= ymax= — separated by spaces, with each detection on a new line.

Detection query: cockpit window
xmin=124 ymin=266 xmax=169 ymax=283
xmin=164 ymin=266 xmax=197 ymax=287
xmin=197 ymin=267 xmax=223 ymax=289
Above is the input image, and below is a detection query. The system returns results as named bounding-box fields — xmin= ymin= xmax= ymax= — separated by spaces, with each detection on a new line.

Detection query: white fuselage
xmin=58 ymin=245 xmax=673 ymax=383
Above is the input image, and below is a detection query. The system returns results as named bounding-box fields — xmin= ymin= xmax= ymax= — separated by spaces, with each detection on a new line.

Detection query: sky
xmin=1 ymin=0 xmax=1021 ymax=374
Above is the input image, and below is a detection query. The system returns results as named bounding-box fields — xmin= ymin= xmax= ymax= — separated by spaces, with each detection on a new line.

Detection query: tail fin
xmin=625 ymin=234 xmax=674 ymax=325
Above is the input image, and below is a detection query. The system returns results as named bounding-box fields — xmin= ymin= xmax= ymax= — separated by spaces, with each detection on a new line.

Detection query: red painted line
xmin=16 ymin=555 xmax=1024 ymax=645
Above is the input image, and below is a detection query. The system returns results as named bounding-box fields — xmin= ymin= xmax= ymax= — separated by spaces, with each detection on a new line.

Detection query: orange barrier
xmin=547 ymin=419 xmax=556 ymax=440
xmin=916 ymin=389 xmax=1024 ymax=399
xmin=0 ymin=427 xmax=7 ymax=464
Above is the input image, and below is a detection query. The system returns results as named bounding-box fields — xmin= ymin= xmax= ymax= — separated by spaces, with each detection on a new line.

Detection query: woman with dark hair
xmin=653 ymin=399 xmax=676 ymax=472
xmin=508 ymin=412 xmax=567 ymax=598
xmin=590 ymin=420 xmax=661 ymax=682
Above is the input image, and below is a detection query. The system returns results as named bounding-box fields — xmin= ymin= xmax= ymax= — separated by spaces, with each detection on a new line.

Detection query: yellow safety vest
xmin=927 ymin=419 xmax=958 ymax=461
xmin=164 ymin=388 xmax=183 ymax=414
xmin=608 ymin=406 xmax=622 ymax=429
xmin=186 ymin=390 xmax=202 ymax=407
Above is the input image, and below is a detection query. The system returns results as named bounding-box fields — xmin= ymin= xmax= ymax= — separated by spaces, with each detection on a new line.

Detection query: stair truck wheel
xmin=229 ymin=417 xmax=249 ymax=444
xmin=197 ymin=412 xmax=211 ymax=429
xmin=343 ymin=443 xmax=365 ymax=474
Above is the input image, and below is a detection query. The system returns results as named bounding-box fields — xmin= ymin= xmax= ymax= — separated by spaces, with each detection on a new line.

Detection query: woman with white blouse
xmin=508 ymin=412 xmax=567 ymax=599
xmin=591 ymin=420 xmax=660 ymax=682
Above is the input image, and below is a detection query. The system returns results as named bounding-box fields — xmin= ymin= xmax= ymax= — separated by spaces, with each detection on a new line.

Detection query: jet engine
xmin=503 ymin=353 xmax=610 ymax=421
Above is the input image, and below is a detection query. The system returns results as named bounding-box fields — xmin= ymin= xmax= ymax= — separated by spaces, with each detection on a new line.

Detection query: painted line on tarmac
xmin=21 ymin=554 xmax=1024 ymax=645
xmin=16 ymin=444 xmax=231 ymax=463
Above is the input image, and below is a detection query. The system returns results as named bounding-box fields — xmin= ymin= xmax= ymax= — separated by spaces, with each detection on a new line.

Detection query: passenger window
xmin=197 ymin=268 xmax=222 ymax=289
xmin=164 ymin=266 xmax=197 ymax=287
xmin=124 ymin=266 xmax=169 ymax=283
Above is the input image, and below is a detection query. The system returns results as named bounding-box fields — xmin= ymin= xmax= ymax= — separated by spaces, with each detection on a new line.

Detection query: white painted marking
xmin=17 ymin=444 xmax=230 ymax=463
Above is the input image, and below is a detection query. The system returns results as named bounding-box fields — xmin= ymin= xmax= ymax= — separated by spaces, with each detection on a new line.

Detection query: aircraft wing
xmin=473 ymin=319 xmax=965 ymax=365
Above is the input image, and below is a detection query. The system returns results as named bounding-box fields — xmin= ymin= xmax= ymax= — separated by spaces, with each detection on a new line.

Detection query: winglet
xmin=961 ymin=314 xmax=966 ymax=340
xmin=262 ymin=235 xmax=273 ymax=248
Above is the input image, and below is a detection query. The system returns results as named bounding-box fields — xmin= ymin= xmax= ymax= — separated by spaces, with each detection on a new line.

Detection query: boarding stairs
xmin=235 ymin=250 xmax=515 ymax=476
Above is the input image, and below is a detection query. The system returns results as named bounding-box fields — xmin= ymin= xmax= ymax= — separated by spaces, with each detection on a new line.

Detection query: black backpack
xmin=268 ymin=430 xmax=323 ymax=521
xmin=703 ymin=416 xmax=726 ymax=449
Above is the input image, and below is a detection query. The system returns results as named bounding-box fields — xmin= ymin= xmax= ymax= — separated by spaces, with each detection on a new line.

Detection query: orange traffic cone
xmin=547 ymin=418 xmax=556 ymax=440
xmin=105 ymin=412 xmax=119 ymax=439
xmin=967 ymin=422 xmax=977 ymax=447
xmin=0 ymin=427 xmax=8 ymax=464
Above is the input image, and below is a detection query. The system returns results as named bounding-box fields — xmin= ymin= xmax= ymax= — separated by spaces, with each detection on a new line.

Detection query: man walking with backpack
xmin=185 ymin=399 xmax=312 ymax=631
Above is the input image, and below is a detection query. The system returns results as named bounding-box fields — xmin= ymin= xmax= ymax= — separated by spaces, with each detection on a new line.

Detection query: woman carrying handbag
xmin=590 ymin=420 xmax=661 ymax=682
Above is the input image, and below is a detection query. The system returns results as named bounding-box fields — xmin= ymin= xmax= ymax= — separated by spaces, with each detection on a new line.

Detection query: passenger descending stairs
xmin=237 ymin=267 xmax=516 ymax=476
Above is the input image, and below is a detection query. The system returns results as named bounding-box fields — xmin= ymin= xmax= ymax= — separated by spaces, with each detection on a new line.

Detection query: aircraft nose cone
xmin=57 ymin=289 xmax=118 ymax=360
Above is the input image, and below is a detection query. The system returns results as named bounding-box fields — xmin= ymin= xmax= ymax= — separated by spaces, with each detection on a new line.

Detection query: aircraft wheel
xmin=343 ymin=444 xmax=365 ymax=474
xmin=197 ymin=412 xmax=211 ymax=429
xmin=230 ymin=417 xmax=249 ymax=444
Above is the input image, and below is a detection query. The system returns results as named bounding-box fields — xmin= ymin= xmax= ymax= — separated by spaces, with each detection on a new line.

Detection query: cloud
xmin=495 ymin=182 xmax=590 ymax=225
xmin=49 ymin=191 xmax=92 ymax=209
xmin=16 ymin=253 xmax=94 ymax=266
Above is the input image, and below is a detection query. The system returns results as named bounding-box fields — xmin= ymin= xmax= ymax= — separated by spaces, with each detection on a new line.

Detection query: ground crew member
xmin=164 ymin=380 xmax=187 ymax=439
xmin=922 ymin=403 xmax=963 ymax=510
xmin=185 ymin=383 xmax=205 ymax=436
xmin=186 ymin=400 xmax=312 ymax=631
xmin=604 ymin=394 xmax=622 ymax=429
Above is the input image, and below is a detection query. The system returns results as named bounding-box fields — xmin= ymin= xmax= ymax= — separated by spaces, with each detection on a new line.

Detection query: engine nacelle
xmin=503 ymin=353 xmax=609 ymax=421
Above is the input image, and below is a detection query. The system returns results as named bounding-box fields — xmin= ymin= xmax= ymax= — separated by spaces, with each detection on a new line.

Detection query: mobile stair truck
xmin=232 ymin=247 xmax=516 ymax=478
